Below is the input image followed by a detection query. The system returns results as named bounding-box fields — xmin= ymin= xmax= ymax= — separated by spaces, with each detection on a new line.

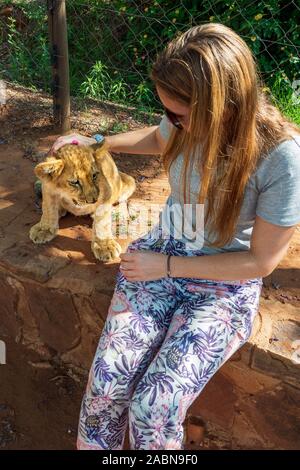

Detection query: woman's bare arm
xmin=49 ymin=125 xmax=167 ymax=155
xmin=105 ymin=125 xmax=167 ymax=155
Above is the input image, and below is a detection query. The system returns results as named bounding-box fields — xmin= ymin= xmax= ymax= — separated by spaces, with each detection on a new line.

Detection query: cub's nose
xmin=85 ymin=187 xmax=99 ymax=203
xmin=86 ymin=195 xmax=98 ymax=204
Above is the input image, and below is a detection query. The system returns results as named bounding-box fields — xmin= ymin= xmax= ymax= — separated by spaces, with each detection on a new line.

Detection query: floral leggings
xmin=77 ymin=224 xmax=263 ymax=450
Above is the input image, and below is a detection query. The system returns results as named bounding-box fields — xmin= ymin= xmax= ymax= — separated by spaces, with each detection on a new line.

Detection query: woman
xmin=51 ymin=23 xmax=300 ymax=450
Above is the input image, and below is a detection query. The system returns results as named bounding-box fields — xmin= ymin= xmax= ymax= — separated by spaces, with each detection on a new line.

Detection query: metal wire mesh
xmin=0 ymin=0 xmax=299 ymax=138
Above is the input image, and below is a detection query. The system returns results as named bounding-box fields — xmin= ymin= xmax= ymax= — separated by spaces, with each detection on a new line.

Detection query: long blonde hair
xmin=150 ymin=23 xmax=300 ymax=248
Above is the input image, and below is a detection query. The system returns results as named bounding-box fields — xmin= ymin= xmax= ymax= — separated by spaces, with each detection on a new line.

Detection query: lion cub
xmin=29 ymin=143 xmax=136 ymax=261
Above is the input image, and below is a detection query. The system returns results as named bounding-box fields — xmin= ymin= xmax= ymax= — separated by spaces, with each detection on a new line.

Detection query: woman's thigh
xmin=86 ymin=235 xmax=183 ymax=400
xmin=129 ymin=278 xmax=262 ymax=424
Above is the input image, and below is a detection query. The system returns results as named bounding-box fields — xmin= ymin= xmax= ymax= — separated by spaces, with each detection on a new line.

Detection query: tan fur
xmin=29 ymin=143 xmax=136 ymax=261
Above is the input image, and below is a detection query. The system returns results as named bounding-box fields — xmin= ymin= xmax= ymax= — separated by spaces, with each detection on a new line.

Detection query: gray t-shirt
xmin=157 ymin=114 xmax=300 ymax=254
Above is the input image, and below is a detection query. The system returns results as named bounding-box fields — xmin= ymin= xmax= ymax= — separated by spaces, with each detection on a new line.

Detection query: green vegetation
xmin=1 ymin=0 xmax=299 ymax=123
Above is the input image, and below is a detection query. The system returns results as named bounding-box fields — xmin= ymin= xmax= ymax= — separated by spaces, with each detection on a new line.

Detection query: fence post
xmin=47 ymin=0 xmax=70 ymax=133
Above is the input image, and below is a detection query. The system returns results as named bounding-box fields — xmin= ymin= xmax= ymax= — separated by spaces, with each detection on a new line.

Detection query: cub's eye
xmin=68 ymin=180 xmax=80 ymax=187
xmin=92 ymin=172 xmax=100 ymax=181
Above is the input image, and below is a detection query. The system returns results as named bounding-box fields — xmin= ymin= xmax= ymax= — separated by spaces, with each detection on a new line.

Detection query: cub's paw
xmin=92 ymin=239 xmax=122 ymax=261
xmin=29 ymin=223 xmax=57 ymax=244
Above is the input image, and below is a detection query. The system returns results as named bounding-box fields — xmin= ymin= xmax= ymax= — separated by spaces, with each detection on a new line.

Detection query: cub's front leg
xmin=30 ymin=189 xmax=60 ymax=244
xmin=91 ymin=203 xmax=121 ymax=261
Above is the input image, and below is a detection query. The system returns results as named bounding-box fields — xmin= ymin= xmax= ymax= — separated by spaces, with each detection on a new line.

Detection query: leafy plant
xmin=1 ymin=0 xmax=299 ymax=122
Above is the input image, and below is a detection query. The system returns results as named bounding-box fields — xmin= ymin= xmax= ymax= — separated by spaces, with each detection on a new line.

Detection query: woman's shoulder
xmin=259 ymin=134 xmax=300 ymax=166
xmin=255 ymin=134 xmax=300 ymax=183
xmin=254 ymin=134 xmax=300 ymax=226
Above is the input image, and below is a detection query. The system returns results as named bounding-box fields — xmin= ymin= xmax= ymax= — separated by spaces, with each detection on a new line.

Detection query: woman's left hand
xmin=119 ymin=251 xmax=168 ymax=282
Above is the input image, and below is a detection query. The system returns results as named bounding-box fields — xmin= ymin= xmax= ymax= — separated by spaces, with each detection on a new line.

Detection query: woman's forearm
xmin=170 ymin=250 xmax=267 ymax=282
xmin=105 ymin=125 xmax=161 ymax=155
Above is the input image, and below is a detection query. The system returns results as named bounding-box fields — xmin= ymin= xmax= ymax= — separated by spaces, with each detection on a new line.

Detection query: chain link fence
xmin=0 ymin=0 xmax=299 ymax=141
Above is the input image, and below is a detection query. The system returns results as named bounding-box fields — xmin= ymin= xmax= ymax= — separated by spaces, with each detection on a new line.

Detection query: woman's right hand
xmin=49 ymin=133 xmax=97 ymax=154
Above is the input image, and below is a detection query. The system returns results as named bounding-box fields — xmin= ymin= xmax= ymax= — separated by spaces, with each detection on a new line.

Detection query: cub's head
xmin=34 ymin=143 xmax=121 ymax=206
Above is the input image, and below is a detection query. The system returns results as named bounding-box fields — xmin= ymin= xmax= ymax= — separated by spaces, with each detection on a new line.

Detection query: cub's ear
xmin=34 ymin=157 xmax=64 ymax=180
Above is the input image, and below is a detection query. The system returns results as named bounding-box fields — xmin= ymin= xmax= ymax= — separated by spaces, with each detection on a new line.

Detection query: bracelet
xmin=166 ymin=254 xmax=172 ymax=278
xmin=93 ymin=134 xmax=105 ymax=145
